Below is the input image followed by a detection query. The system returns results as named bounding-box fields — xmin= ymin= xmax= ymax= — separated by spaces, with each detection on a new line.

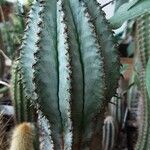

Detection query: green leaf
xmin=115 ymin=0 xmax=129 ymax=12
xmin=110 ymin=0 xmax=150 ymax=28
xmin=127 ymin=0 xmax=142 ymax=10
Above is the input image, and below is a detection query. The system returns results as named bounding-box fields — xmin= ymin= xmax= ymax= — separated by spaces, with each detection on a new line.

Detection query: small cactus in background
xmin=102 ymin=116 xmax=116 ymax=150
xmin=11 ymin=0 xmax=120 ymax=149
xmin=136 ymin=13 xmax=150 ymax=69
xmin=9 ymin=122 xmax=35 ymax=150
xmin=11 ymin=60 xmax=36 ymax=123
xmin=134 ymin=12 xmax=150 ymax=150
xmin=109 ymin=87 xmax=123 ymax=127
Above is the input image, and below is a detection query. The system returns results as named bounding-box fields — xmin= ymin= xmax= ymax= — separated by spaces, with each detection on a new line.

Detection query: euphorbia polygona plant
xmin=12 ymin=0 xmax=120 ymax=149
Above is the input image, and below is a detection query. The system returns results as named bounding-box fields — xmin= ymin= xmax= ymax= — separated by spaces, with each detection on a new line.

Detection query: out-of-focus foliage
xmin=0 ymin=0 xmax=6 ymax=5
xmin=110 ymin=0 xmax=150 ymax=28
xmin=0 ymin=0 xmax=33 ymax=59
xmin=115 ymin=0 xmax=128 ymax=12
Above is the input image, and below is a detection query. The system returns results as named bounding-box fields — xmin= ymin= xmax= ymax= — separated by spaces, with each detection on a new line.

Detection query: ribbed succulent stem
xmin=109 ymin=88 xmax=122 ymax=127
xmin=135 ymin=69 xmax=149 ymax=150
xmin=12 ymin=0 xmax=120 ymax=149
xmin=135 ymin=13 xmax=150 ymax=150
xmin=102 ymin=116 xmax=116 ymax=150
xmin=11 ymin=60 xmax=37 ymax=124
xmin=136 ymin=13 xmax=150 ymax=69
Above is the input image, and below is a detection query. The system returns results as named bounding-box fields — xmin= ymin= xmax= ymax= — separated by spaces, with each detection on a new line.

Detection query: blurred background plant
xmin=0 ymin=0 xmax=33 ymax=60
xmin=0 ymin=0 xmax=33 ymax=98
xmin=0 ymin=1 xmax=32 ymax=149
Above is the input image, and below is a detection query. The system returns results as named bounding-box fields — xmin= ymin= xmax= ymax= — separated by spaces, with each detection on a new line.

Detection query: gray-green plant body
xmin=11 ymin=0 xmax=120 ymax=149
